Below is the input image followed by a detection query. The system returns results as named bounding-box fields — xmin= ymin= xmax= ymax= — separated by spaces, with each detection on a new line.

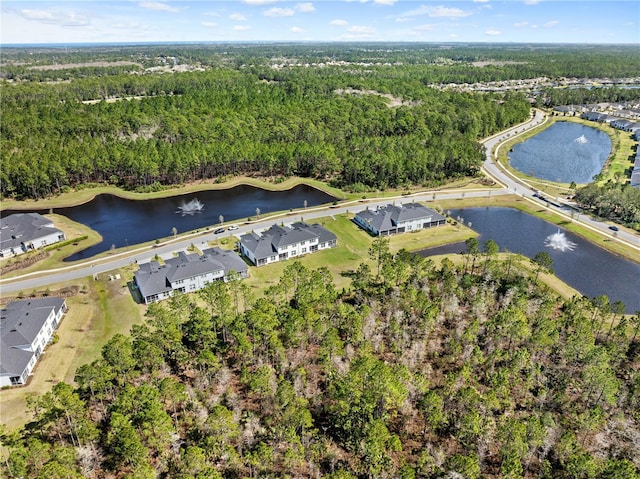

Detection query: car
xmin=609 ymin=225 xmax=619 ymax=232
xmin=228 ymin=224 xmax=239 ymax=231
xmin=214 ymin=227 xmax=225 ymax=234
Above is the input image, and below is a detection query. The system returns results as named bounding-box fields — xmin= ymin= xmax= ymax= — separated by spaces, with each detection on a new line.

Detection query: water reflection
xmin=509 ymin=122 xmax=611 ymax=184
xmin=419 ymin=207 xmax=640 ymax=313
xmin=3 ymin=184 xmax=335 ymax=261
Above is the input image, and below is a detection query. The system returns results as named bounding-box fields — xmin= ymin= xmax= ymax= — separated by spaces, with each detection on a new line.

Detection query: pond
xmin=509 ymin=122 xmax=611 ymax=184
xmin=418 ymin=207 xmax=640 ymax=313
xmin=3 ymin=184 xmax=336 ymax=261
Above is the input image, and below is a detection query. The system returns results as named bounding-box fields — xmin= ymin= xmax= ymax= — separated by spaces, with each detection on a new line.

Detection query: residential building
xmin=0 ymin=213 xmax=66 ymax=258
xmin=0 ymin=297 xmax=67 ymax=387
xmin=134 ymin=247 xmax=248 ymax=304
xmin=238 ymin=222 xmax=337 ymax=267
xmin=354 ymin=203 xmax=447 ymax=236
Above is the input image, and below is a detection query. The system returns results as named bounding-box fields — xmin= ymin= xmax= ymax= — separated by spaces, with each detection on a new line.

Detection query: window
xmin=302 ymin=248 xmax=307 ymax=253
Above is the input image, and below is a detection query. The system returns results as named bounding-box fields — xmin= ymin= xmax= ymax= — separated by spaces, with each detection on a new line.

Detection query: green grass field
xmin=0 ymin=270 xmax=143 ymax=431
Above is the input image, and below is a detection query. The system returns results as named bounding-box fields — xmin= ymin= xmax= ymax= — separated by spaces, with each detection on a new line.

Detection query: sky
xmin=2 ymin=0 xmax=639 ymax=45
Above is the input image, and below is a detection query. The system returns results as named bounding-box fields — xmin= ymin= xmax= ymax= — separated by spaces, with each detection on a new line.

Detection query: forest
xmin=1 ymin=65 xmax=527 ymax=199
xmin=3 ymin=43 xmax=639 ymax=200
xmin=573 ymin=182 xmax=640 ymax=230
xmin=2 ymin=243 xmax=639 ymax=478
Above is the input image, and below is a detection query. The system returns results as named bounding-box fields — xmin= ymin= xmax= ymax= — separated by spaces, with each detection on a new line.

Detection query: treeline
xmin=574 ymin=182 xmax=640 ymax=230
xmin=1 ymin=67 xmax=529 ymax=199
xmin=540 ymin=86 xmax=640 ymax=107
xmin=3 ymin=43 xmax=639 ymax=80
xmin=3 ymin=247 xmax=639 ymax=478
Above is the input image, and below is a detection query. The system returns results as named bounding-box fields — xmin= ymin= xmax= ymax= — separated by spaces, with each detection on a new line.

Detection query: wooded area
xmin=2 ymin=248 xmax=638 ymax=478
xmin=1 ymin=67 xmax=528 ymax=199
xmin=4 ymin=43 xmax=639 ymax=200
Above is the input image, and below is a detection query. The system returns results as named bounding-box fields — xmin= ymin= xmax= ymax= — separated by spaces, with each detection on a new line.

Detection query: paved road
xmin=2 ymin=110 xmax=638 ymax=295
xmin=481 ymin=109 xmax=640 ymax=250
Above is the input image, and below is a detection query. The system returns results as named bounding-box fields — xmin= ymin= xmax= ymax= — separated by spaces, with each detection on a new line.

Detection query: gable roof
xmin=0 ymin=213 xmax=62 ymax=252
xmin=1 ymin=297 xmax=65 ymax=377
xmin=165 ymin=251 xmax=225 ymax=283
xmin=356 ymin=203 xmax=445 ymax=232
xmin=202 ymin=247 xmax=249 ymax=276
xmin=134 ymin=248 xmax=247 ymax=299
xmin=239 ymin=222 xmax=337 ymax=261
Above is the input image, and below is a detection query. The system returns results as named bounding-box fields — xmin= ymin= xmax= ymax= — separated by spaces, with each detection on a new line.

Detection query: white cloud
xmin=485 ymin=28 xmax=501 ymax=35
xmin=330 ymin=19 xmax=349 ymax=26
xmin=264 ymin=7 xmax=295 ymax=16
xmin=396 ymin=5 xmax=473 ymax=20
xmin=344 ymin=0 xmax=397 ymax=4
xmin=543 ymin=20 xmax=559 ymax=28
xmin=412 ymin=24 xmax=435 ymax=31
xmin=203 ymin=11 xmax=220 ymax=17
xmin=473 ymin=0 xmax=490 ymax=2
xmin=243 ymin=0 xmax=279 ymax=4
xmin=18 ymin=9 xmax=90 ymax=26
xmin=348 ymin=25 xmax=375 ymax=33
xmin=138 ymin=2 xmax=180 ymax=13
xmin=514 ymin=21 xmax=529 ymax=27
xmin=291 ymin=26 xmax=305 ymax=32
xmin=201 ymin=21 xmax=217 ymax=28
xmin=229 ymin=13 xmax=247 ymax=21
xmin=233 ymin=25 xmax=252 ymax=30
xmin=524 ymin=0 xmax=542 ymax=4
xmin=296 ymin=2 xmax=316 ymax=13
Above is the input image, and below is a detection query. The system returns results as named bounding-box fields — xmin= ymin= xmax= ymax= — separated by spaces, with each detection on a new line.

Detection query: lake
xmin=419 ymin=207 xmax=640 ymax=313
xmin=509 ymin=122 xmax=611 ymax=184
xmin=2 ymin=184 xmax=336 ymax=261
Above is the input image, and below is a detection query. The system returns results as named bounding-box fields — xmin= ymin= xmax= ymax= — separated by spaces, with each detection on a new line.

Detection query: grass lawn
xmin=243 ymin=213 xmax=476 ymax=294
xmin=435 ymin=194 xmax=640 ymax=263
xmin=495 ymin=115 xmax=637 ymax=194
xmin=0 ymin=270 xmax=143 ymax=431
xmin=0 ymin=214 xmax=102 ymax=279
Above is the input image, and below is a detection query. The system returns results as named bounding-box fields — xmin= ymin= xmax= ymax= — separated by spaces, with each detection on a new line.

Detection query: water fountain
xmin=574 ymin=134 xmax=589 ymax=144
xmin=176 ymin=198 xmax=205 ymax=216
xmin=544 ymin=229 xmax=577 ymax=252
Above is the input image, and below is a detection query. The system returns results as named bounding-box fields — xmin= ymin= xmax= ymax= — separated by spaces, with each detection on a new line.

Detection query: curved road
xmin=1 ymin=109 xmax=638 ymax=295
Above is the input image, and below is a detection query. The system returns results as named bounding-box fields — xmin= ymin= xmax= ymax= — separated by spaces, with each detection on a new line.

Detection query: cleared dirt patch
xmin=334 ymin=88 xmax=420 ymax=108
xmin=28 ymin=60 xmax=141 ymax=71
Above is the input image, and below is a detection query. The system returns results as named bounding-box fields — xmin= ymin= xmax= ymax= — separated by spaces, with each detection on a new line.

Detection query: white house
xmin=354 ymin=203 xmax=447 ymax=236
xmin=134 ymin=247 xmax=248 ymax=304
xmin=0 ymin=213 xmax=65 ymax=258
xmin=0 ymin=297 xmax=67 ymax=387
xmin=238 ymin=222 xmax=337 ymax=267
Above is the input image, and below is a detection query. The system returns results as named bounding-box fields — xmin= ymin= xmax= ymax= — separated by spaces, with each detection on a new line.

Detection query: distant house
xmin=581 ymin=111 xmax=606 ymax=122
xmin=0 ymin=297 xmax=67 ymax=387
xmin=354 ymin=203 xmax=446 ymax=237
xmin=610 ymin=118 xmax=634 ymax=131
xmin=0 ymin=213 xmax=65 ymax=258
xmin=238 ymin=222 xmax=337 ymax=267
xmin=134 ymin=247 xmax=248 ymax=304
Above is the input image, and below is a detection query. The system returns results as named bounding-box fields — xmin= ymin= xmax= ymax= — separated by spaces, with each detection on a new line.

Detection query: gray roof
xmin=134 ymin=248 xmax=247 ymax=299
xmin=134 ymin=262 xmax=173 ymax=300
xmin=166 ymin=251 xmax=225 ymax=283
xmin=0 ymin=213 xmax=63 ymax=252
xmin=356 ymin=203 xmax=445 ymax=232
xmin=292 ymin=222 xmax=337 ymax=244
xmin=1 ymin=297 xmax=65 ymax=377
xmin=202 ymin=247 xmax=249 ymax=276
xmin=239 ymin=222 xmax=336 ymax=261
xmin=356 ymin=208 xmax=395 ymax=234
